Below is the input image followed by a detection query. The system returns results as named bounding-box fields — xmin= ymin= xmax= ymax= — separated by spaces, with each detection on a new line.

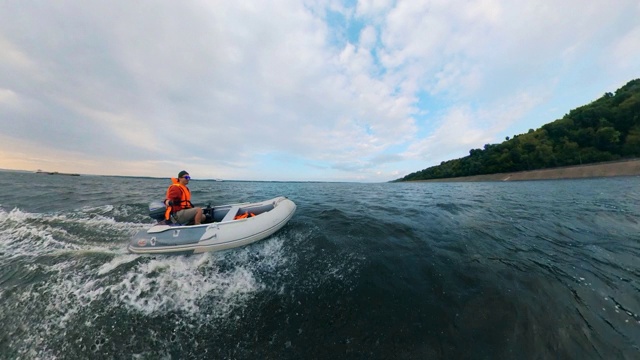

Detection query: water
xmin=0 ymin=171 xmax=638 ymax=359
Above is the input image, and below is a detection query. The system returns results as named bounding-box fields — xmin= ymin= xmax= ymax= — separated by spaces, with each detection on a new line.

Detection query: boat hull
xmin=128 ymin=196 xmax=296 ymax=255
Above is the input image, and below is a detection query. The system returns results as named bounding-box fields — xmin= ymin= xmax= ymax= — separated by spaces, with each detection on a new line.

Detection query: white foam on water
xmin=0 ymin=206 xmax=150 ymax=260
xmin=45 ymin=276 xmax=109 ymax=327
xmin=81 ymin=204 xmax=114 ymax=214
xmin=58 ymin=207 xmax=151 ymax=239
xmin=97 ymin=254 xmax=141 ymax=275
xmin=0 ymin=208 xmax=82 ymax=258
xmin=5 ymin=246 xmax=273 ymax=356
xmin=111 ymin=252 xmax=265 ymax=317
xmin=18 ymin=237 xmax=291 ymax=334
xmin=1 ymin=213 xmax=330 ymax=357
xmin=227 ymin=236 xmax=291 ymax=271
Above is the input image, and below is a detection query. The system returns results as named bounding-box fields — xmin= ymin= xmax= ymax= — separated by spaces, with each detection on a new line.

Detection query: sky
xmin=0 ymin=1 xmax=639 ymax=182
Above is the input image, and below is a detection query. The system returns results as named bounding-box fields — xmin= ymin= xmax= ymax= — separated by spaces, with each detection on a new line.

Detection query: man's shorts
xmin=174 ymin=208 xmax=198 ymax=224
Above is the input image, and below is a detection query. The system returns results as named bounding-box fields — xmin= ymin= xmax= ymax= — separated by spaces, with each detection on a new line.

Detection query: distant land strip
xmin=35 ymin=170 xmax=80 ymax=176
xmin=411 ymin=158 xmax=640 ymax=182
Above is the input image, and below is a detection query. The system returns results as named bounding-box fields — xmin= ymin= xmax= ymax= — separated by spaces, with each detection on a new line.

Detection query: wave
xmin=0 ymin=206 xmax=146 ymax=259
xmin=0 ymin=204 xmax=359 ymax=358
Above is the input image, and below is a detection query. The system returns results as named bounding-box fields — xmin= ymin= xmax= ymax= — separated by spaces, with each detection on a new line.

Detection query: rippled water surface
xmin=0 ymin=171 xmax=639 ymax=359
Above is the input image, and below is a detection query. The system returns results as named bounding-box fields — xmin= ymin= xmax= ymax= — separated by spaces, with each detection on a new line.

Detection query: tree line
xmin=395 ymin=79 xmax=640 ymax=182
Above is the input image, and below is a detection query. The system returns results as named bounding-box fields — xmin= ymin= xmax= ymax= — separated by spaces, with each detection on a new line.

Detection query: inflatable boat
xmin=128 ymin=196 xmax=296 ymax=255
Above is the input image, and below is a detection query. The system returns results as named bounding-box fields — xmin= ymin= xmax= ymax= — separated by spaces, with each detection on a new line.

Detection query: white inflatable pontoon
xmin=128 ymin=196 xmax=296 ymax=255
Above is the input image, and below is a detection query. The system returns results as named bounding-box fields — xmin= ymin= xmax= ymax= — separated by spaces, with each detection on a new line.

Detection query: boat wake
xmin=0 ymin=205 xmax=328 ymax=358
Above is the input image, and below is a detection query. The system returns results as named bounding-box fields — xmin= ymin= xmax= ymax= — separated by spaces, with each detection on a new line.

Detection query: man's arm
xmin=165 ymin=186 xmax=181 ymax=206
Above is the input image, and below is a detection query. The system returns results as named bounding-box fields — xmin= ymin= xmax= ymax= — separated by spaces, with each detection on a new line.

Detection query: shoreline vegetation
xmin=395 ymin=79 xmax=640 ymax=182
xmin=410 ymin=158 xmax=640 ymax=182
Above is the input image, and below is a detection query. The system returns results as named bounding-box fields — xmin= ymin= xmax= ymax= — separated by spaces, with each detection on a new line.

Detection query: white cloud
xmin=0 ymin=88 xmax=20 ymax=107
xmin=609 ymin=24 xmax=640 ymax=71
xmin=0 ymin=34 xmax=37 ymax=71
xmin=0 ymin=0 xmax=638 ymax=181
xmin=359 ymin=26 xmax=377 ymax=49
xmin=404 ymin=90 xmax=544 ymax=162
xmin=356 ymin=0 xmax=394 ymax=18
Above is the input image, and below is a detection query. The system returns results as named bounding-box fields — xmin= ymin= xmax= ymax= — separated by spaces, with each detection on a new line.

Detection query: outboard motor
xmin=148 ymin=200 xmax=167 ymax=221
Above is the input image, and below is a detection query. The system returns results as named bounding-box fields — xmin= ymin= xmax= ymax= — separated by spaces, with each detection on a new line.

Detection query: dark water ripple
xmin=0 ymin=172 xmax=639 ymax=359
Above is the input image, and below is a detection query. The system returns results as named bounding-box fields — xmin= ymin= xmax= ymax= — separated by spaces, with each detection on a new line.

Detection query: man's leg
xmin=194 ymin=207 xmax=205 ymax=225
xmin=175 ymin=208 xmax=198 ymax=225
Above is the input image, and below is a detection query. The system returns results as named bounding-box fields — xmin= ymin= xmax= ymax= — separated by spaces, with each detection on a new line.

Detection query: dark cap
xmin=178 ymin=170 xmax=189 ymax=178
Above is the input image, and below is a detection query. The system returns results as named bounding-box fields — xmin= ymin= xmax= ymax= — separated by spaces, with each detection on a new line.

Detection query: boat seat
xmin=221 ymin=206 xmax=241 ymax=222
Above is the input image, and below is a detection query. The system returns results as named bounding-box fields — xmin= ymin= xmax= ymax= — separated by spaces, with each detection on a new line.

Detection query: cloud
xmin=356 ymin=0 xmax=394 ymax=18
xmin=0 ymin=1 xmax=638 ymax=181
xmin=609 ymin=25 xmax=640 ymax=71
xmin=405 ymin=91 xmax=544 ymax=162
xmin=0 ymin=88 xmax=20 ymax=108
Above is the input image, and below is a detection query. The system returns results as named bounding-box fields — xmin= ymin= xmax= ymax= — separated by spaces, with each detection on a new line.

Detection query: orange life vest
xmin=164 ymin=178 xmax=193 ymax=220
xmin=234 ymin=212 xmax=256 ymax=220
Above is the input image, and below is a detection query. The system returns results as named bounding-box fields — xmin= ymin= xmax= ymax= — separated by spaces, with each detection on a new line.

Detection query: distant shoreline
xmin=410 ymin=158 xmax=640 ymax=182
xmin=35 ymin=170 xmax=80 ymax=176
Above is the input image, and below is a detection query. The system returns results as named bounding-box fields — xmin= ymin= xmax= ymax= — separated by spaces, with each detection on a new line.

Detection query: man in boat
xmin=164 ymin=170 xmax=206 ymax=225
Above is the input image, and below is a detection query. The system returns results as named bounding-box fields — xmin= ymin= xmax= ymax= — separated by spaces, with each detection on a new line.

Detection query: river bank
xmin=412 ymin=158 xmax=640 ymax=182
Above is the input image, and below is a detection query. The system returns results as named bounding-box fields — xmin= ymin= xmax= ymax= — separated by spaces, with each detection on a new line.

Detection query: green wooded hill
xmin=395 ymin=79 xmax=640 ymax=182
